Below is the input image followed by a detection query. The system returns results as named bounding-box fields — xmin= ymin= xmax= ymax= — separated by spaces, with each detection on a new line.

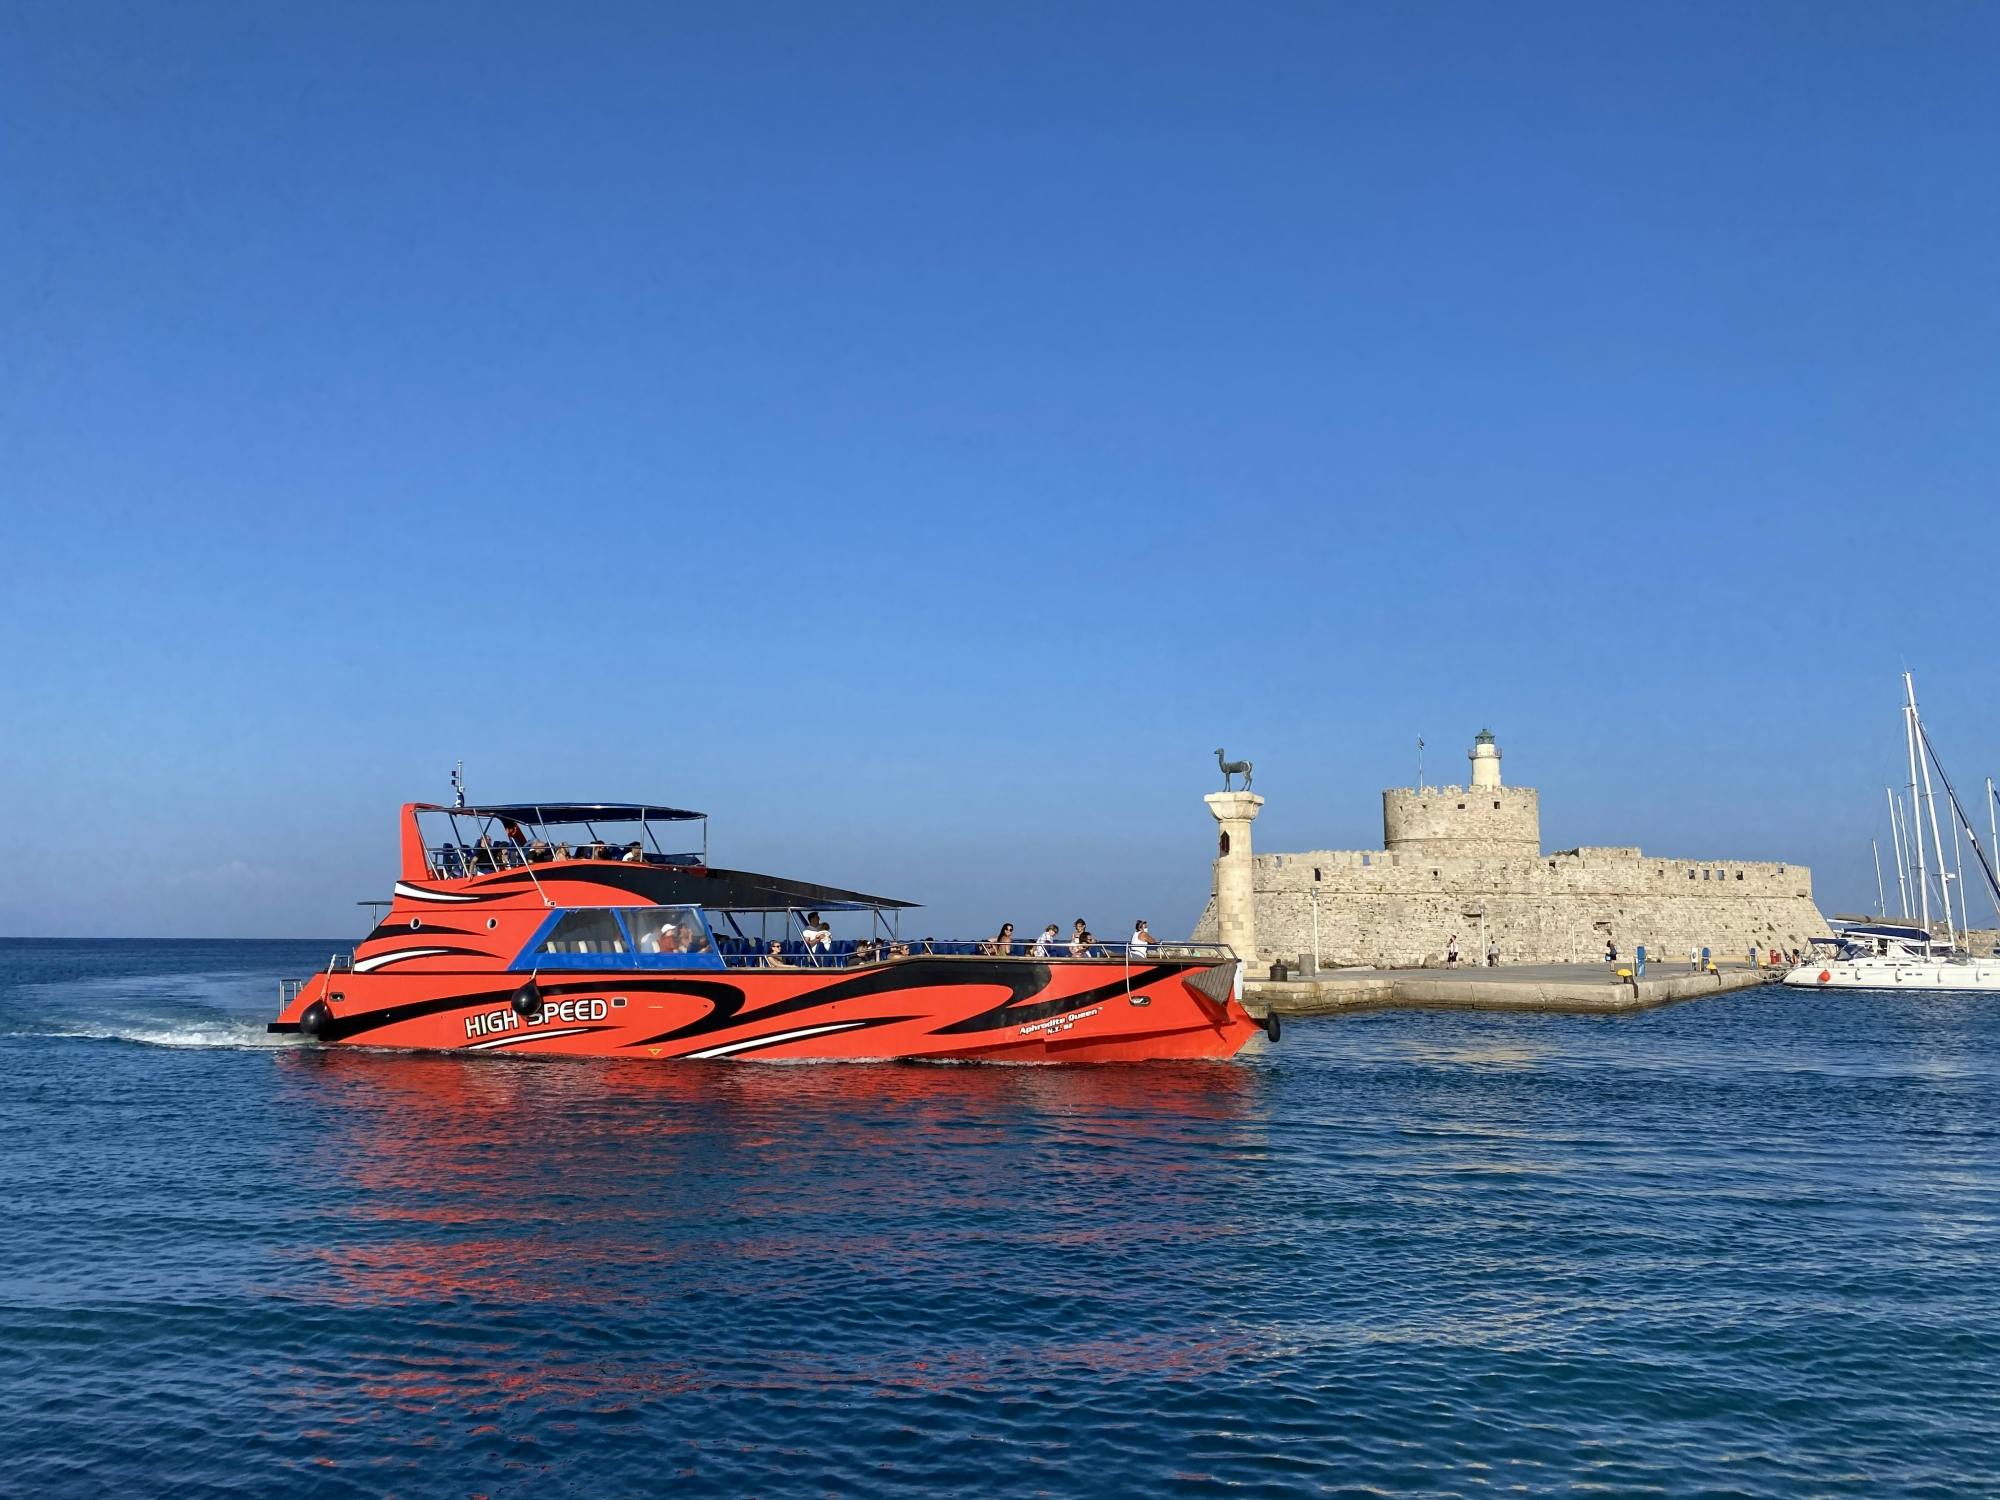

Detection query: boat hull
xmin=1782 ymin=960 xmax=2000 ymax=993
xmin=269 ymin=955 xmax=1265 ymax=1062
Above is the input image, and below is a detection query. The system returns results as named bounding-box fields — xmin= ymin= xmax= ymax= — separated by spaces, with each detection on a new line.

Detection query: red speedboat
xmin=269 ymin=801 xmax=1269 ymax=1062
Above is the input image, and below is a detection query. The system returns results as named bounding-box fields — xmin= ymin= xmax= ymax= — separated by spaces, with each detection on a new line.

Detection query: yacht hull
xmin=269 ymin=956 xmax=1265 ymax=1062
xmin=1782 ymin=960 xmax=2000 ymax=993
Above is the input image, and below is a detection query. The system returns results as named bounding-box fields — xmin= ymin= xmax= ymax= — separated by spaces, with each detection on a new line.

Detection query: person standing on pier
xmin=1486 ymin=940 xmax=1499 ymax=967
xmin=1446 ymin=935 xmax=1459 ymax=967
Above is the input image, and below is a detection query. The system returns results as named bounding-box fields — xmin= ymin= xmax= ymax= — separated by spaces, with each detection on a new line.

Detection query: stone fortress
xmin=1192 ymin=730 xmax=1831 ymax=972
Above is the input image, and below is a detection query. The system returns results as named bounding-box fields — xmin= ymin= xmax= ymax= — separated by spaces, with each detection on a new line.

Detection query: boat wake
xmin=0 ymin=970 xmax=301 ymax=1050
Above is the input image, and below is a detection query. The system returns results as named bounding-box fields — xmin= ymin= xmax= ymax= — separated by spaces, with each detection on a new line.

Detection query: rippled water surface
xmin=2 ymin=938 xmax=1997 ymax=1497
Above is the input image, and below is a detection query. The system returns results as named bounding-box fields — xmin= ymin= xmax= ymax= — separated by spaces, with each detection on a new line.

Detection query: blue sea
xmin=1 ymin=939 xmax=1996 ymax=1498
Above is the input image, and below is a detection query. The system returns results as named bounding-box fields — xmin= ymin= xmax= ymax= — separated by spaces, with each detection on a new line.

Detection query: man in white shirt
xmin=802 ymin=912 xmax=832 ymax=954
xmin=1130 ymin=920 xmax=1154 ymax=959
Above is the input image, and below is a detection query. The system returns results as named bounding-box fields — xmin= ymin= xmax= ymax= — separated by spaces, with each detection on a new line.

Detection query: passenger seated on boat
xmin=527 ymin=840 xmax=553 ymax=863
xmin=851 ymin=938 xmax=878 ymax=965
xmin=676 ymin=922 xmax=709 ymax=954
xmin=982 ymin=922 xmax=1016 ymax=957
xmin=1130 ymin=920 xmax=1154 ymax=959
xmin=1030 ymin=924 xmax=1059 ymax=959
xmin=762 ymin=940 xmax=794 ymax=969
xmin=621 ymin=841 xmax=645 ymax=863
xmin=801 ymin=913 xmax=832 ymax=954
xmin=889 ymin=941 xmax=911 ymax=959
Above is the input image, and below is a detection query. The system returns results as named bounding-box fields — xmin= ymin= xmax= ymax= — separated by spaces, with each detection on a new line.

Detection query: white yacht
xmin=1784 ymin=921 xmax=2000 ymax=992
xmin=1783 ymin=672 xmax=2000 ymax=994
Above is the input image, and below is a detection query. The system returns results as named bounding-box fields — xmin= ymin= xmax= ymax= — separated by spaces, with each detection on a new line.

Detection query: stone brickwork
xmin=1384 ymin=784 xmax=1540 ymax=858
xmin=1191 ymin=731 xmax=1830 ymax=970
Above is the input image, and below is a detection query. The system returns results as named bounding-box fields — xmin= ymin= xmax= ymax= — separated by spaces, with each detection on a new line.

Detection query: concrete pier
xmin=1245 ymin=960 xmax=1776 ymax=1018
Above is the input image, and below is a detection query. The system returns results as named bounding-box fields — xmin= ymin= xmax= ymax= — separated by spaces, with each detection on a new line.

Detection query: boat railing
xmin=278 ymin=953 xmax=353 ymax=1007
xmin=715 ymin=939 xmax=1236 ymax=970
xmin=425 ymin=844 xmax=703 ymax=879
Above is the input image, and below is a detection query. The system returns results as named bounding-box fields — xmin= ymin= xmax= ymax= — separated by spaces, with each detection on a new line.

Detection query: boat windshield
xmin=523 ymin=905 xmax=722 ymax=970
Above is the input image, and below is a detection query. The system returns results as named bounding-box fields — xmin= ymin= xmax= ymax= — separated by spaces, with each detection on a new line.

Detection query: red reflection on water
xmin=275 ymin=1047 xmax=1265 ymax=1309
xmin=268 ymin=1050 xmax=1270 ymax=1466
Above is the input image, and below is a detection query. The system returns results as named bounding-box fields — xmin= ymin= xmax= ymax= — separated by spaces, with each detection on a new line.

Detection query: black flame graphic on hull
xmin=292 ymin=959 xmax=1187 ymax=1049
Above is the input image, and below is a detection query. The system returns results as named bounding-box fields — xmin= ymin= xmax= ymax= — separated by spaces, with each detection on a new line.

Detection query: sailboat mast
xmin=1952 ymin=815 xmax=1971 ymax=940
xmin=1909 ymin=673 xmax=1955 ymax=951
xmin=1899 ymin=794 xmax=1920 ymax=920
xmin=1990 ymin=778 xmax=2000 ymax=926
xmin=1905 ymin=689 xmax=1931 ymax=939
xmin=1887 ymin=786 xmax=1910 ymax=918
xmin=1872 ymin=839 xmax=1886 ymax=916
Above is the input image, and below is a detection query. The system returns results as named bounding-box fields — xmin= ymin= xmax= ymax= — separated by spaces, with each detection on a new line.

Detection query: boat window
xmin=539 ymin=909 xmax=629 ymax=955
xmin=628 ymin=906 xmax=712 ymax=956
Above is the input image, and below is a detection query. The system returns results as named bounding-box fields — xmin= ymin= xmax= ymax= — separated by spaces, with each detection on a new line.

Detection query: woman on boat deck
xmin=761 ymin=940 xmax=794 ymax=969
xmin=1030 ymin=924 xmax=1060 ymax=959
xmin=983 ymin=923 xmax=1015 ymax=956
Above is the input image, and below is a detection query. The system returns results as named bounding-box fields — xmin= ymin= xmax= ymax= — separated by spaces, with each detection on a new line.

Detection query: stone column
xmin=1204 ymin=791 xmax=1264 ymax=972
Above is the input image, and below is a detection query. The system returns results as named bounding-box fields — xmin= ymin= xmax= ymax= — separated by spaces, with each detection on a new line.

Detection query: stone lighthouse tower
xmin=1469 ymin=728 xmax=1502 ymax=789
xmin=1380 ymin=728 xmax=1541 ymax=859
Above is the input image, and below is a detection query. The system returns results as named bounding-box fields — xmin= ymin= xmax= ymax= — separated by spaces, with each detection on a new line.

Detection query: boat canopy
xmin=1833 ymin=921 xmax=1932 ymax=942
xmin=415 ymin=801 xmax=704 ymax=824
xmin=667 ymin=865 xmax=916 ymax=913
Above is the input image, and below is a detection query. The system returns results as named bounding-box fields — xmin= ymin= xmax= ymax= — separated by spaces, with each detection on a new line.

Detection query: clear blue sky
xmin=3 ymin=2 xmax=1996 ymax=939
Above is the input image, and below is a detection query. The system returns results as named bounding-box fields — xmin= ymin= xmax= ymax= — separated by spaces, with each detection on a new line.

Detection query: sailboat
xmin=1784 ymin=672 xmax=2000 ymax=993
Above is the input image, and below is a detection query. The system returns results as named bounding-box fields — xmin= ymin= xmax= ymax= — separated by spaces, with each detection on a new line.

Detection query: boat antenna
xmin=451 ymin=760 xmax=466 ymax=810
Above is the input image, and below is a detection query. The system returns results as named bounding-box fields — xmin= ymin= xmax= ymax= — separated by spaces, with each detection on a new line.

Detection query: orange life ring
xmin=1817 ymin=970 xmax=1831 ymax=984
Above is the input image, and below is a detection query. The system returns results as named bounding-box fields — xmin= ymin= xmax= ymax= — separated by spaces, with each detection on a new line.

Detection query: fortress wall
xmin=1383 ymin=785 xmax=1539 ymax=858
xmin=1192 ymin=847 xmax=1825 ymax=968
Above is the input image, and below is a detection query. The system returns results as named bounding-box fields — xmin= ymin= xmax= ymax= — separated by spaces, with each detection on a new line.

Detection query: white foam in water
xmin=34 ymin=1019 xmax=297 ymax=1050
xmin=6 ymin=970 xmax=305 ymax=1050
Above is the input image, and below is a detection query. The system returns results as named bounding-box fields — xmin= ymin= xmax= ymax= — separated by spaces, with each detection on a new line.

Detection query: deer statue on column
xmin=1214 ymin=748 xmax=1253 ymax=791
